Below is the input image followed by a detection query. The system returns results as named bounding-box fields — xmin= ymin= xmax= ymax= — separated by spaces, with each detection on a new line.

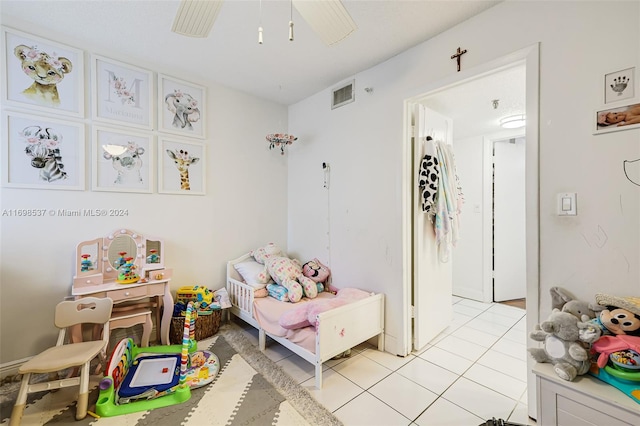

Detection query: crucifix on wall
xmin=451 ymin=46 xmax=467 ymax=72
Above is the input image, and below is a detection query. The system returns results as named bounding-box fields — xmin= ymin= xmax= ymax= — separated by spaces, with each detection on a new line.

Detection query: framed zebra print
xmin=2 ymin=111 xmax=85 ymax=190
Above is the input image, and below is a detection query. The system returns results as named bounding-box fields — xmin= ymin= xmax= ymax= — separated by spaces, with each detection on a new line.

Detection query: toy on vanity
xmin=116 ymin=254 xmax=140 ymax=284
xmin=80 ymin=254 xmax=94 ymax=272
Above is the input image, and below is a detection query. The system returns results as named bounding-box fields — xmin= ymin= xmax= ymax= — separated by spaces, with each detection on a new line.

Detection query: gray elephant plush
xmin=165 ymin=90 xmax=200 ymax=130
xmin=550 ymin=286 xmax=604 ymax=322
xmin=528 ymin=309 xmax=592 ymax=381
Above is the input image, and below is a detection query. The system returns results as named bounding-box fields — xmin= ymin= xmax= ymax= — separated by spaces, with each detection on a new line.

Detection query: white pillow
xmin=234 ymin=260 xmax=272 ymax=289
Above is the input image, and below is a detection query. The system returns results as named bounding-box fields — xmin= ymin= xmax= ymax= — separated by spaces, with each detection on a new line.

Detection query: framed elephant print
xmin=2 ymin=26 xmax=84 ymax=118
xmin=158 ymin=138 xmax=205 ymax=195
xmin=158 ymin=74 xmax=205 ymax=139
xmin=92 ymin=55 xmax=153 ymax=130
xmin=2 ymin=111 xmax=85 ymax=190
xmin=92 ymin=126 xmax=154 ymax=193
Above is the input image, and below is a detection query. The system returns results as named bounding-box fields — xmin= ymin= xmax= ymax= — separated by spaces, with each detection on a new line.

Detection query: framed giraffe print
xmin=92 ymin=126 xmax=154 ymax=193
xmin=2 ymin=26 xmax=85 ymax=118
xmin=92 ymin=55 xmax=154 ymax=130
xmin=158 ymin=138 xmax=205 ymax=195
xmin=158 ymin=74 xmax=205 ymax=139
xmin=1 ymin=111 xmax=85 ymax=190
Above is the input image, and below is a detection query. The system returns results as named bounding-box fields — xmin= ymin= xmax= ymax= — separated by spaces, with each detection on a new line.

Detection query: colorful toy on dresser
xmin=528 ymin=288 xmax=640 ymax=404
xmin=588 ymin=294 xmax=640 ymax=403
xmin=116 ymin=252 xmax=140 ymax=284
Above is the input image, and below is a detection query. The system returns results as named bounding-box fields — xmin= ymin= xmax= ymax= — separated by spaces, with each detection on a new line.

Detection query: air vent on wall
xmin=331 ymin=80 xmax=355 ymax=109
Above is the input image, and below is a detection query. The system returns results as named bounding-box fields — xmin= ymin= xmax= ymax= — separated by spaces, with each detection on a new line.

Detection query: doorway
xmin=402 ymin=44 xmax=540 ymax=418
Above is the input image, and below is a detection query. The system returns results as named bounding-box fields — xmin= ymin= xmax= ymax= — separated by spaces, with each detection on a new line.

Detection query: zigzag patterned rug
xmin=0 ymin=325 xmax=342 ymax=426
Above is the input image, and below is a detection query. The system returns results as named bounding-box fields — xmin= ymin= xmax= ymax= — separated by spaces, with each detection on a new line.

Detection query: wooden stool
xmin=109 ymin=308 xmax=153 ymax=347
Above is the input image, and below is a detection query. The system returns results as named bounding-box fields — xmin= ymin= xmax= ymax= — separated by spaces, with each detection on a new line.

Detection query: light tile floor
xmin=235 ymin=296 xmax=537 ymax=426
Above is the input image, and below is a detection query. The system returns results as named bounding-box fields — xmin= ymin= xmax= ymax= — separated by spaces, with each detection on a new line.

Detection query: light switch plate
xmin=557 ymin=192 xmax=577 ymax=216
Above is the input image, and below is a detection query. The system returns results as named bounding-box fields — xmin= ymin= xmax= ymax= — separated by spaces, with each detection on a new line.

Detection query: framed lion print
xmin=2 ymin=26 xmax=84 ymax=118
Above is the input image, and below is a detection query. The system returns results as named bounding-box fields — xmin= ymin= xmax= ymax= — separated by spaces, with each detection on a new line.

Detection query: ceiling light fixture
xmin=289 ymin=0 xmax=294 ymax=41
xmin=172 ymin=0 xmax=357 ymax=46
xmin=499 ymin=114 xmax=526 ymax=129
xmin=258 ymin=0 xmax=263 ymax=44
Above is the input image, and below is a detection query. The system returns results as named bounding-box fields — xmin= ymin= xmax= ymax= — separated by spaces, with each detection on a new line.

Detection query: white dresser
xmin=533 ymin=363 xmax=640 ymax=425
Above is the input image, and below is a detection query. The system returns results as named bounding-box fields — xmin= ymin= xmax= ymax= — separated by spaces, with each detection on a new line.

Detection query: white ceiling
xmin=421 ymin=64 xmax=526 ymax=140
xmin=1 ymin=0 xmax=502 ymax=106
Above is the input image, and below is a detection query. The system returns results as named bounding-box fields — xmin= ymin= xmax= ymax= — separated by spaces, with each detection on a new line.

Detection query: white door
xmin=493 ymin=137 xmax=526 ymax=301
xmin=413 ymin=104 xmax=453 ymax=351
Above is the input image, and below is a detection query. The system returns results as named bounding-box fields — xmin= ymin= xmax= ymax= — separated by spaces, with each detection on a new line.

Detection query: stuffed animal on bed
xmin=302 ymin=258 xmax=331 ymax=293
xmin=252 ymin=243 xmax=318 ymax=303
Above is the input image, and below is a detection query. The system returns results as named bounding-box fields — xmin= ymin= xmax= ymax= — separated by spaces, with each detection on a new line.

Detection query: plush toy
xmin=581 ymin=294 xmax=640 ymax=340
xmin=550 ymin=286 xmax=604 ymax=322
xmin=302 ymin=258 xmax=331 ymax=293
xmin=252 ymin=243 xmax=318 ymax=303
xmin=528 ymin=309 xmax=592 ymax=381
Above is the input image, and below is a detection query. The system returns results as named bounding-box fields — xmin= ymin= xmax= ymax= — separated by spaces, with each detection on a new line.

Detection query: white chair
xmin=9 ymin=297 xmax=113 ymax=425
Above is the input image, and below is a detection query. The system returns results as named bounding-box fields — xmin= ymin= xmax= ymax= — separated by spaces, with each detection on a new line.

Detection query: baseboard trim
xmin=0 ymin=357 xmax=30 ymax=380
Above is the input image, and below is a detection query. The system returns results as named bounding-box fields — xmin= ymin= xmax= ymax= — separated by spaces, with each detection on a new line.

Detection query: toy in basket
xmin=176 ymin=285 xmax=214 ymax=312
xmin=96 ymin=302 xmax=218 ymax=417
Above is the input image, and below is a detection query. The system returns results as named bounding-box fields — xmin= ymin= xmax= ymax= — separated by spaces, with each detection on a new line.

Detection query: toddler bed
xmin=226 ymin=252 xmax=385 ymax=388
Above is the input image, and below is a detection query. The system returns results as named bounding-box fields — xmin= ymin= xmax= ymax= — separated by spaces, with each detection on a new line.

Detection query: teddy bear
xmin=578 ymin=293 xmax=640 ymax=342
xmin=528 ymin=309 xmax=592 ymax=381
xmin=252 ymin=243 xmax=318 ymax=303
xmin=550 ymin=286 xmax=604 ymax=322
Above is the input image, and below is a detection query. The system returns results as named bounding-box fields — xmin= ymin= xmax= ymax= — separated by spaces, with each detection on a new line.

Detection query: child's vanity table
xmin=72 ymin=229 xmax=173 ymax=345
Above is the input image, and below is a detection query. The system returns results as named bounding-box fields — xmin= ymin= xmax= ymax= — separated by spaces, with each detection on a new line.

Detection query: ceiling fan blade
xmin=293 ymin=0 xmax=357 ymax=46
xmin=172 ymin=0 xmax=224 ymax=38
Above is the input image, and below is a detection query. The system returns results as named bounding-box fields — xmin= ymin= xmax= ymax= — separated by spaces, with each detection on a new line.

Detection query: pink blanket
xmin=252 ymin=292 xmax=336 ymax=353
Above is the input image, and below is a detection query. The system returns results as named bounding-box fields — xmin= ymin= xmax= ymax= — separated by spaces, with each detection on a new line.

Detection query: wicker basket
xmin=169 ymin=309 xmax=222 ymax=344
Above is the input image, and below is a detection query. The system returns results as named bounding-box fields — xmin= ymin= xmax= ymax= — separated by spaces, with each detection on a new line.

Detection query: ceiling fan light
xmin=293 ymin=0 xmax=357 ymax=45
xmin=499 ymin=114 xmax=526 ymax=129
xmin=171 ymin=0 xmax=223 ymax=38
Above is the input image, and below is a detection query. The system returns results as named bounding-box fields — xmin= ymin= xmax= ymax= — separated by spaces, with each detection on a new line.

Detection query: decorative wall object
xmin=92 ymin=55 xmax=153 ymax=130
xmin=158 ymin=74 xmax=205 ymax=139
xmin=92 ymin=126 xmax=154 ymax=193
xmin=605 ymin=67 xmax=635 ymax=104
xmin=158 ymin=138 xmax=205 ymax=195
xmin=2 ymin=26 xmax=84 ymax=117
xmin=266 ymin=133 xmax=297 ymax=155
xmin=594 ymin=101 xmax=640 ymax=135
xmin=1 ymin=111 xmax=85 ymax=190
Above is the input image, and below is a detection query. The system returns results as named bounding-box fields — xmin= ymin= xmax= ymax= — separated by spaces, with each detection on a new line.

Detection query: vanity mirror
xmin=74 ymin=229 xmax=166 ymax=288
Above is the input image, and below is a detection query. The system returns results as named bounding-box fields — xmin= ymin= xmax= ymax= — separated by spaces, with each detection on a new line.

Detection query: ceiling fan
xmin=171 ymin=0 xmax=357 ymax=45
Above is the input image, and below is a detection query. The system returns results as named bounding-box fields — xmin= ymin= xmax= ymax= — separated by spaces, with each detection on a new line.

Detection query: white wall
xmin=451 ymin=134 xmax=485 ymax=301
xmin=288 ymin=1 xmax=640 ymax=354
xmin=0 ymin=15 xmax=289 ymax=364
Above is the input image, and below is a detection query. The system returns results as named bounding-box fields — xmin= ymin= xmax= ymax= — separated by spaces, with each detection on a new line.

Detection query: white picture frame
xmin=92 ymin=126 xmax=154 ymax=193
xmin=158 ymin=74 xmax=205 ymax=139
xmin=594 ymin=101 xmax=640 ymax=135
xmin=158 ymin=138 xmax=205 ymax=195
xmin=604 ymin=67 xmax=635 ymax=105
xmin=2 ymin=26 xmax=84 ymax=118
xmin=2 ymin=111 xmax=85 ymax=190
xmin=92 ymin=55 xmax=153 ymax=130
